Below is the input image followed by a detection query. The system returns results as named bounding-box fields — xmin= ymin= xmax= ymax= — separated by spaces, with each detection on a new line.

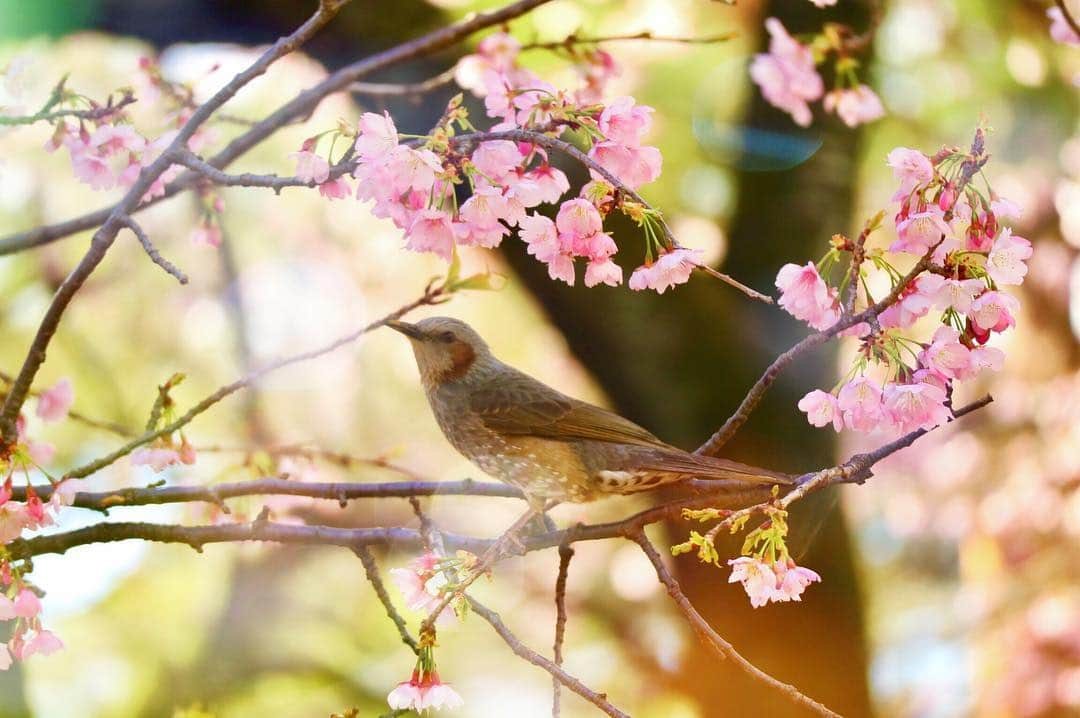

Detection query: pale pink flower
xmin=919 ymin=325 xmax=971 ymax=380
xmin=990 ymin=195 xmax=1024 ymax=221
xmin=878 ymin=288 xmax=933 ymax=329
xmin=628 ymin=248 xmax=702 ymax=294
xmin=13 ymin=589 xmax=40 ymax=618
xmin=130 ymin=447 xmax=182 ymax=472
xmin=421 ymin=677 xmax=465 ymax=711
xmin=36 ymin=378 xmax=73 ymax=422
xmin=555 ymin=198 xmax=603 ymax=240
xmin=512 ymin=80 xmax=560 ymax=126
xmin=915 ymin=274 xmax=984 ymax=314
xmin=519 ymin=213 xmax=560 ymax=262
xmin=797 ymin=390 xmax=843 ymax=431
xmin=823 ymin=85 xmax=885 ymax=127
xmin=1049 ymin=6 xmax=1080 ymax=46
xmin=598 ymin=96 xmax=654 ymax=147
xmin=460 ymin=185 xmax=510 ymax=229
xmin=749 ymin=18 xmax=824 ymax=127
xmin=884 ymin=382 xmax=951 ymax=433
xmin=405 ymin=209 xmax=455 ymax=261
xmin=887 ymin=147 xmax=934 ymax=196
xmin=317 ymin=177 xmax=350 ymax=200
xmin=190 ymin=221 xmax=222 ymax=248
xmin=354 ymin=111 xmax=399 ymax=160
xmin=0 ymin=644 xmax=10 ymax=671
xmin=69 ymin=148 xmax=115 ymax=190
xmin=387 ymin=674 xmax=425 ymax=712
xmin=588 ymin=141 xmax=662 ymax=189
xmin=389 ymin=568 xmax=437 ymax=613
xmin=476 ymin=32 xmax=521 ymax=69
xmin=521 ymin=164 xmax=569 ymax=205
xmin=584 ymin=258 xmax=623 ymax=288
xmin=0 ymin=595 xmax=14 ymax=621
xmin=289 ymin=150 xmax=330 ymax=184
xmin=570 ymin=232 xmax=617 ymax=262
xmin=48 ymin=480 xmax=79 ymax=513
xmin=470 ymin=140 xmax=522 ymax=183
xmin=728 ymin=557 xmax=780 ymax=608
xmin=386 ymin=147 xmax=443 ymax=195
xmin=837 ymin=377 xmax=884 ymax=432
xmin=23 ymin=630 xmax=62 ymax=657
xmin=89 ymin=124 xmax=146 ymax=155
xmin=969 ymin=345 xmax=1005 ymax=373
xmin=546 ymin=254 xmax=576 ymax=285
xmin=575 ymin=48 xmax=620 ymax=104
xmin=453 ymin=220 xmax=508 ymax=249
xmin=969 ymin=291 xmax=1019 ymax=334
xmin=0 ymin=503 xmax=28 ymax=543
xmin=775 ymin=262 xmax=840 ymax=329
xmin=892 ymin=208 xmax=951 ymax=255
xmin=773 ymin=562 xmax=821 ymax=601
xmin=986 ymin=228 xmax=1032 ymax=286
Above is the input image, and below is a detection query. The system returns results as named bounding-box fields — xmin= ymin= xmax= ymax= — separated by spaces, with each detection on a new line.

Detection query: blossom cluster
xmin=288 ymin=32 xmax=708 ymax=294
xmin=388 ymin=551 xmax=459 ymax=626
xmin=780 ymin=136 xmax=1030 ymax=437
xmin=0 ymin=379 xmax=76 ymax=670
xmin=751 ymin=17 xmax=884 ymax=128
xmin=727 ymin=556 xmax=821 ymax=608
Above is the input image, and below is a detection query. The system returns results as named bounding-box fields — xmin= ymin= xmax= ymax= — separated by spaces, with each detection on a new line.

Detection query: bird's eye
xmin=439 ymin=331 xmax=455 ymax=343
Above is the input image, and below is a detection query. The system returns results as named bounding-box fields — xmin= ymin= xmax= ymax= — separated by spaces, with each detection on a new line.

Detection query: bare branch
xmin=0 ymin=88 xmax=136 ymax=127
xmin=170 ymin=147 xmax=356 ymax=194
xmin=348 ymin=66 xmax=459 ymax=97
xmin=353 ymin=545 xmax=419 ymax=654
xmin=629 ymin=531 xmax=841 ymax=718
xmin=467 ymin=596 xmax=631 ymax=718
xmin=118 ymin=215 xmax=188 ymax=284
xmin=552 ymin=543 xmax=574 ymax=718
xmin=1057 ymin=0 xmax=1080 ymax=38
xmin=521 ymin=31 xmax=737 ymax=50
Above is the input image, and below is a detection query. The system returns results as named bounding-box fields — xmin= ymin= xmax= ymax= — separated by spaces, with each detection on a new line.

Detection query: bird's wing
xmin=469 ymin=369 xmax=666 ymax=448
xmin=632 ymin=449 xmax=793 ymax=485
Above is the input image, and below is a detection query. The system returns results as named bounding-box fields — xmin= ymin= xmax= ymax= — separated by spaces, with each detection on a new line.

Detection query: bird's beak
xmin=386 ymin=320 xmax=425 ymax=340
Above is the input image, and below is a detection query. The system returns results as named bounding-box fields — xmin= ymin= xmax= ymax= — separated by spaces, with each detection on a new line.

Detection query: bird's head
xmin=387 ymin=316 xmax=492 ymax=387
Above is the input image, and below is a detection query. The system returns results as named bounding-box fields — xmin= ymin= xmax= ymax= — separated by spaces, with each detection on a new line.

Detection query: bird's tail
xmin=642 ymin=450 xmax=793 ymax=486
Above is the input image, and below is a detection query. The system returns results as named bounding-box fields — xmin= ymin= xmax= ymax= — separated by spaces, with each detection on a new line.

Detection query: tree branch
xmin=353 ymin=545 xmax=419 ymax=654
xmin=552 ymin=543 xmax=574 ymax=718
xmin=467 ymin=596 xmax=631 ymax=718
xmin=629 ymin=531 xmax=841 ymax=718
xmin=118 ymin=215 xmax=188 ymax=284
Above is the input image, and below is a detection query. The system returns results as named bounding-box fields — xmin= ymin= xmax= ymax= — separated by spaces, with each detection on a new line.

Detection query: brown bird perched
xmin=388 ymin=317 xmax=790 ymax=505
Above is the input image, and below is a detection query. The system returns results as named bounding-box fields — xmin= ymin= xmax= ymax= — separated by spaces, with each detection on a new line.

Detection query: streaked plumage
xmin=389 ymin=317 xmax=790 ymax=503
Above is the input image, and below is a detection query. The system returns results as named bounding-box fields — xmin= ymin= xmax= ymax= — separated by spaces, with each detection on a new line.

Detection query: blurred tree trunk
xmin=501 ymin=2 xmax=875 ymax=714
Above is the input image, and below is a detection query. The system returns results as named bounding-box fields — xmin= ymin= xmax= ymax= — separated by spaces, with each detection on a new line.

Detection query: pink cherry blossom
xmin=887 ymin=147 xmax=934 ymax=196
xmin=35 ymin=378 xmax=73 ymax=422
xmin=405 ymin=209 xmax=455 ymax=261
xmin=0 ymin=595 xmax=15 ymax=621
xmin=970 ymin=291 xmax=1020 ymax=333
xmin=460 ymin=185 xmax=510 ymax=229
xmin=878 ymin=287 xmax=933 ymax=329
xmin=190 ymin=221 xmax=222 ymax=248
xmin=387 ymin=674 xmax=425 ymax=712
xmin=386 ymin=147 xmax=443 ymax=195
xmin=22 ymin=630 xmax=62 ymax=657
xmin=546 ymin=254 xmax=576 ymax=285
xmin=89 ymin=124 xmax=146 ymax=155
xmin=470 ymin=140 xmax=522 ymax=183
xmin=522 ymin=164 xmax=569 ymax=205
xmin=969 ymin=345 xmax=1005 ymax=373
xmin=837 ymin=377 xmax=884 ymax=432
xmin=354 ymin=111 xmax=399 ymax=160
xmin=1049 ymin=7 xmax=1080 ymax=46
xmin=915 ymin=274 xmax=984 ymax=314
xmin=555 ymin=199 xmax=603 ymax=239
xmin=986 ymin=228 xmax=1033 ymax=286
xmin=628 ymin=248 xmax=702 ymax=294
xmin=991 ymin=195 xmax=1024 ymax=221
xmin=584 ymin=258 xmax=623 ymax=288
xmin=824 ymin=85 xmax=885 ymax=127
xmin=0 ymin=645 xmax=10 ymax=671
xmin=588 ymin=141 xmax=662 ymax=190
xmin=884 ymin=381 xmax=951 ymax=433
xmin=775 ymin=262 xmax=840 ymax=329
xmin=130 ymin=447 xmax=182 ymax=472
xmin=289 ymin=150 xmax=330 ymax=184
xmin=317 ymin=177 xmax=350 ymax=200
xmin=798 ymin=389 xmax=844 ymax=431
xmin=69 ymin=147 xmax=115 ymax=190
xmin=0 ymin=503 xmax=28 ymax=543
xmin=519 ymin=213 xmax=560 ymax=262
xmin=892 ymin=207 xmax=951 ymax=255
xmin=453 ymin=220 xmax=508 ymax=249
xmin=598 ymin=96 xmax=654 ymax=147
xmin=728 ymin=557 xmax=780 ymax=608
xmin=919 ymin=325 xmax=971 ymax=380
xmin=13 ymin=589 xmax=40 ymax=619
xmin=773 ymin=562 xmax=822 ymax=601
xmin=420 ymin=676 xmax=465 ymax=711
xmin=749 ymin=18 xmax=824 ymax=127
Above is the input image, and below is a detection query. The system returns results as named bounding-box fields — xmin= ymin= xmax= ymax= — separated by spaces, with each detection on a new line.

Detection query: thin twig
xmin=1056 ymin=0 xmax=1080 ymax=43
xmin=630 ymin=531 xmax=841 ymax=718
xmin=552 ymin=543 xmax=574 ymax=718
xmin=353 ymin=545 xmax=420 ymax=654
xmin=521 ymin=31 xmax=737 ymax=50
xmin=118 ymin=215 xmax=188 ymax=284
xmin=0 ymin=89 xmax=136 ymax=127
xmin=348 ymin=66 xmax=459 ymax=97
xmin=62 ymin=284 xmax=446 ymax=480
xmin=467 ymin=596 xmax=631 ymax=718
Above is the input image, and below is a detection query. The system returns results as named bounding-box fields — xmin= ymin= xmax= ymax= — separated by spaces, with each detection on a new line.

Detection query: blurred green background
xmin=0 ymin=0 xmax=1077 ymax=716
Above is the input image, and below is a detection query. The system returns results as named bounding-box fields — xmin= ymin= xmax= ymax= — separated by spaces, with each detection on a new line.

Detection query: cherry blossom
xmin=775 ymin=262 xmax=840 ymax=329
xmin=35 ymin=378 xmax=73 ymax=422
xmin=1049 ymin=6 xmax=1080 ymax=46
xmin=797 ymin=390 xmax=844 ymax=431
xmin=387 ymin=673 xmax=425 ymax=712
xmin=628 ymin=248 xmax=702 ymax=294
xmin=598 ymin=96 xmax=653 ymax=146
xmin=887 ymin=147 xmax=934 ymax=196
xmin=405 ymin=210 xmax=455 ymax=261
xmin=837 ymin=377 xmax=885 ymax=432
xmin=969 ymin=291 xmax=1020 ymax=334
xmin=884 ymin=382 xmax=951 ymax=433
xmin=986 ymin=228 xmax=1033 ymax=286
xmin=824 ymin=85 xmax=885 ymax=127
xmin=130 ymin=446 xmax=183 ymax=472
xmin=750 ymin=18 xmax=824 ymax=127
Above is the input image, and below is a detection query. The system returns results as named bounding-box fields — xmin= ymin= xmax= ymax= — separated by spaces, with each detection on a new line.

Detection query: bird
xmin=387 ymin=316 xmax=791 ymax=506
